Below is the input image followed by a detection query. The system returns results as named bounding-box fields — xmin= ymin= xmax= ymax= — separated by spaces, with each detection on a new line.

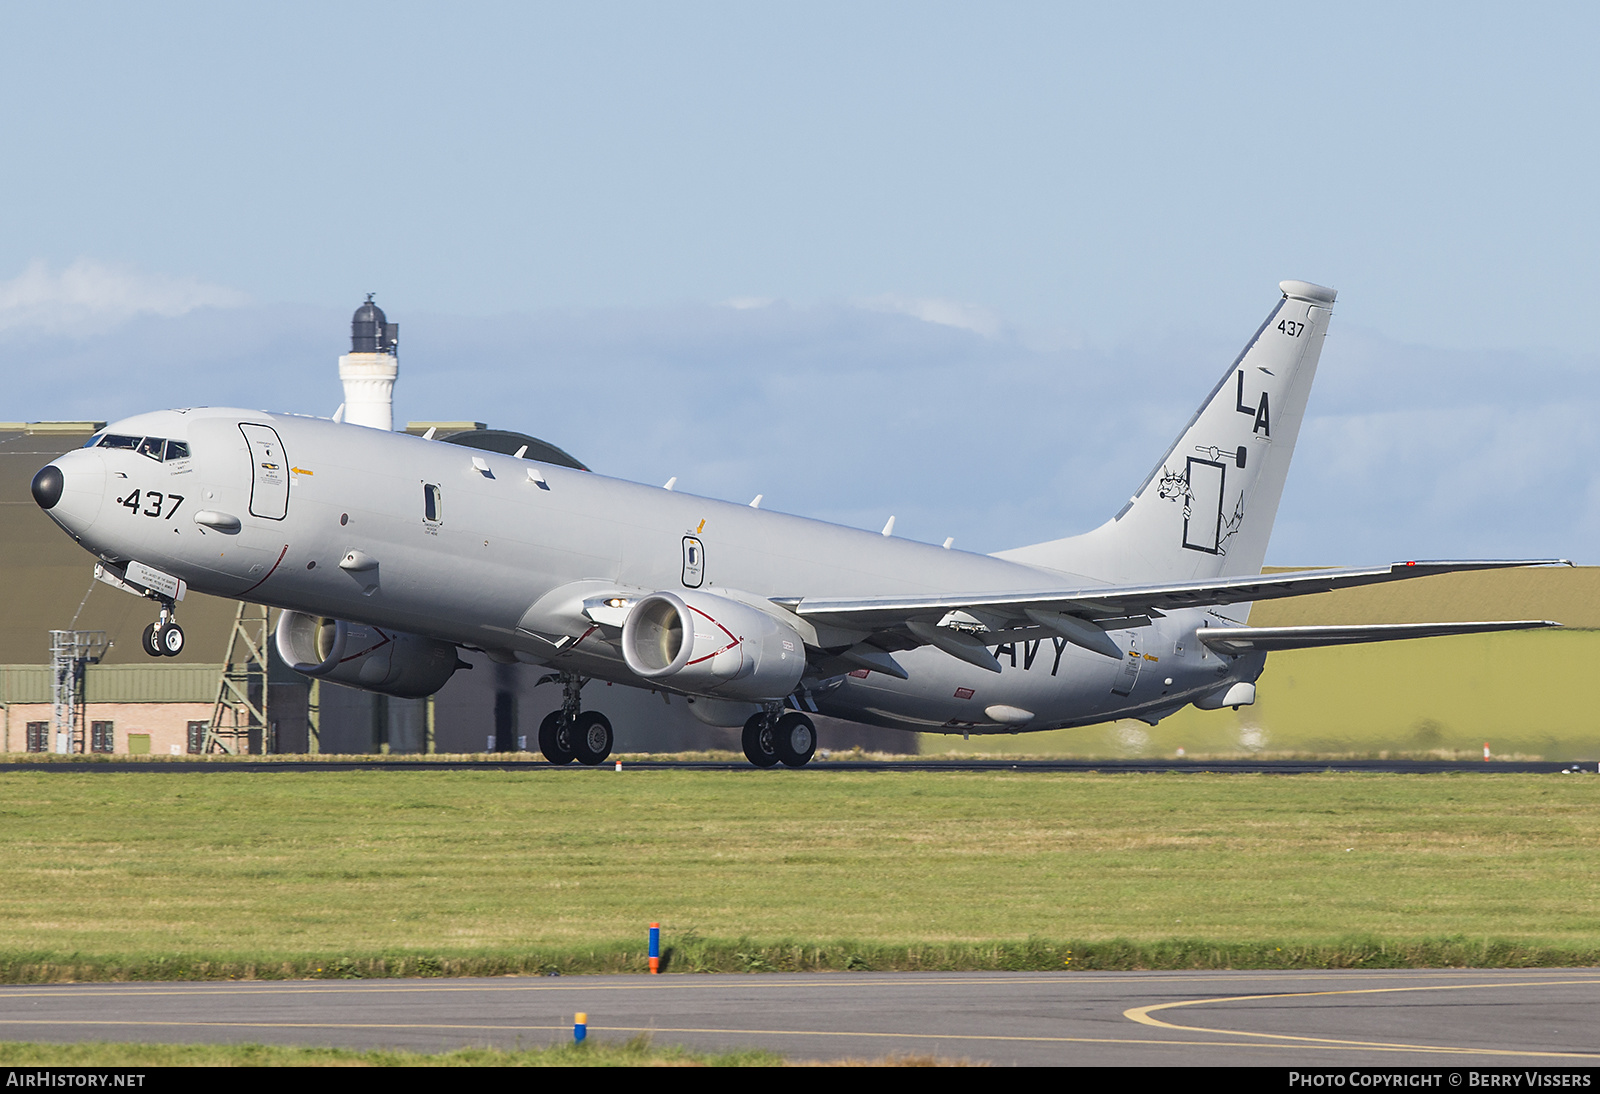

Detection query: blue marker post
xmin=574 ymin=1012 xmax=587 ymax=1044
xmin=649 ymin=922 xmax=660 ymax=975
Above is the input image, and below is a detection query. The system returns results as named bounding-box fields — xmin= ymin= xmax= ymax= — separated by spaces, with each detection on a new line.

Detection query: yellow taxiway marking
xmin=1124 ymin=978 xmax=1600 ymax=1061
xmin=5 ymin=975 xmax=1600 ymax=1058
xmin=0 ymin=1017 xmax=1508 ymax=1053
xmin=0 ymin=1015 xmax=1587 ymax=1059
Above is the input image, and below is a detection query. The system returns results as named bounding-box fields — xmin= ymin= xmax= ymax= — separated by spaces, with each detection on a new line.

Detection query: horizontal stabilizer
xmin=1197 ymin=620 xmax=1560 ymax=656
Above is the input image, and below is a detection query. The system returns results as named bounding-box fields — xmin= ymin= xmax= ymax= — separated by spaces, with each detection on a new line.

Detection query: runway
xmin=3 ymin=970 xmax=1598 ymax=1065
xmin=2 ymin=758 xmax=1592 ymax=774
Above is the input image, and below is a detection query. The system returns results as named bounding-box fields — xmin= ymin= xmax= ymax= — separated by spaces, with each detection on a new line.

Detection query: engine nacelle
xmin=275 ymin=611 xmax=459 ymax=699
xmin=620 ymin=590 xmax=806 ymax=701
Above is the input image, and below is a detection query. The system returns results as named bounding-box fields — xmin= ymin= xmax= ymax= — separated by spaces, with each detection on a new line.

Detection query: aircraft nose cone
xmin=31 ymin=464 xmax=64 ymax=510
xmin=35 ymin=449 xmax=106 ymax=538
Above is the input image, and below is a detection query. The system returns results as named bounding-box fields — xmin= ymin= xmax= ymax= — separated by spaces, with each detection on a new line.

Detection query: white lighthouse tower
xmin=338 ymin=295 xmax=399 ymax=430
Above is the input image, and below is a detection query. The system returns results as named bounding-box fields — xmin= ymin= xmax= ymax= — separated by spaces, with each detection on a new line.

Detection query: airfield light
xmin=574 ymin=1013 xmax=587 ymax=1043
xmin=649 ymin=923 xmax=661 ymax=974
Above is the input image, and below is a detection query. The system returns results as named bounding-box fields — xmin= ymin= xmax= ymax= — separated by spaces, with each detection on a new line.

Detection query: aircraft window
xmin=82 ymin=432 xmax=106 ymax=449
xmin=136 ymin=437 xmax=165 ymax=461
xmin=164 ymin=440 xmax=190 ymax=461
xmin=423 ymin=483 xmax=442 ymax=523
xmin=98 ymin=434 xmax=141 ymax=451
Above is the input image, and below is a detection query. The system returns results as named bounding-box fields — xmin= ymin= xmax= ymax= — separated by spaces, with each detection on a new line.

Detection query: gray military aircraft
xmin=31 ymin=279 xmax=1562 ymax=765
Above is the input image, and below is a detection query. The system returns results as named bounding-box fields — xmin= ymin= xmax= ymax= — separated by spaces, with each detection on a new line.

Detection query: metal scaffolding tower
xmin=49 ymin=630 xmax=109 ymax=754
xmin=204 ymin=603 xmax=272 ymax=754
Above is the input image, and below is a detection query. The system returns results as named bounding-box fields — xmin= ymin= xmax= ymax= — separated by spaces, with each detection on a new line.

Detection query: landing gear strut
xmin=535 ymin=673 xmax=613 ymax=766
xmin=743 ymin=708 xmax=816 ymax=768
xmin=141 ymin=601 xmax=184 ymax=658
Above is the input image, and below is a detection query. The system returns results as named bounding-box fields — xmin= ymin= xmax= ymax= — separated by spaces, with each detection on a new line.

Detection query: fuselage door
xmin=681 ymin=535 xmax=705 ymax=588
xmin=1110 ymin=631 xmax=1142 ymax=696
xmin=239 ymin=423 xmax=289 ymax=520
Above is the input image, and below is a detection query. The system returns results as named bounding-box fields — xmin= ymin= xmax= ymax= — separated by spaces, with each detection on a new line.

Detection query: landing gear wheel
xmin=774 ymin=712 xmax=817 ymax=768
xmin=142 ymin=623 xmax=162 ymax=658
xmin=157 ymin=622 xmax=185 ymax=657
xmin=742 ymin=713 xmax=780 ymax=768
xmin=572 ymin=711 xmax=613 ymax=766
xmin=538 ymin=711 xmax=576 ymax=765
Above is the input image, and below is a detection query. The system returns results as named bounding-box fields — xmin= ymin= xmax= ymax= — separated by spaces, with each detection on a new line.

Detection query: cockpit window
xmin=95 ymin=434 xmax=188 ymax=462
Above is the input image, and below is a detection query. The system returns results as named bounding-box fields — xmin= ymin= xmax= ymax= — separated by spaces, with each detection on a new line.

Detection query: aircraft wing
xmin=1195 ymin=620 xmax=1559 ymax=656
xmin=789 ymin=559 xmax=1569 ymax=629
xmin=783 ymin=559 xmax=1568 ymax=672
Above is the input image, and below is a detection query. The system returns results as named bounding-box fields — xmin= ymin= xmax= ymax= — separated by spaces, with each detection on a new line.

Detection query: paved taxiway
xmin=3 ymin=970 xmax=1597 ymax=1065
xmin=3 ymin=759 xmax=1591 ymax=774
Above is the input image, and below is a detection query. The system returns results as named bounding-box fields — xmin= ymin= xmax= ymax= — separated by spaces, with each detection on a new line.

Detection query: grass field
xmin=0 ymin=768 xmax=1596 ymax=980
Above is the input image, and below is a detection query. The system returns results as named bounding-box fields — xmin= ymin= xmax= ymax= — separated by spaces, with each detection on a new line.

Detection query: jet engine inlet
xmin=621 ymin=593 xmax=694 ymax=677
xmin=275 ymin=610 xmax=459 ymax=698
xmin=620 ymin=590 xmax=807 ymax=701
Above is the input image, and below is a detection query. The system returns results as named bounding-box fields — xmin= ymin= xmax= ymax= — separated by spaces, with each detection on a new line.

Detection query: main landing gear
xmin=742 ymin=708 xmax=817 ymax=768
xmin=536 ymin=673 xmax=613 ymax=766
xmin=141 ymin=601 xmax=184 ymax=658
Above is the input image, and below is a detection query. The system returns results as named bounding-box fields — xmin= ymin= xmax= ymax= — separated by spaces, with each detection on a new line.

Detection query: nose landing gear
xmin=141 ymin=602 xmax=184 ymax=658
xmin=535 ymin=673 xmax=614 ymax=766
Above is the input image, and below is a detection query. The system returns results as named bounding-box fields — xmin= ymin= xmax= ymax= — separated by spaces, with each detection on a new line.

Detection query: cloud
xmin=0 ymin=259 xmax=249 ymax=337
xmin=857 ymin=293 xmax=1007 ymax=339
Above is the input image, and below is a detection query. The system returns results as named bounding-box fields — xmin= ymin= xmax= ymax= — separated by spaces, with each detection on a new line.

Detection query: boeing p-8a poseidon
xmin=31 ymin=280 xmax=1562 ymax=765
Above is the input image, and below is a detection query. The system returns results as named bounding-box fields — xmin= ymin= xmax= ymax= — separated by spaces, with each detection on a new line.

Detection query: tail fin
xmin=996 ymin=279 xmax=1337 ymax=586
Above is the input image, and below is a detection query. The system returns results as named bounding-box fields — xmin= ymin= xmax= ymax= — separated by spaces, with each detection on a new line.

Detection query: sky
xmin=2 ymin=3 xmax=1597 ymax=563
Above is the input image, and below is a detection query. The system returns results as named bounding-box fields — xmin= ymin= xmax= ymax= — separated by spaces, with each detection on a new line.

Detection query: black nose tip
xmin=31 ymin=465 xmax=64 ymax=510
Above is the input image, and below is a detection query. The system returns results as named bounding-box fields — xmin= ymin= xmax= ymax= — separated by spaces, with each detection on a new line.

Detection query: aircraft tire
xmin=142 ymin=623 xmax=163 ymax=658
xmin=774 ymin=712 xmax=817 ymax=768
xmin=538 ymin=711 xmax=576 ymax=765
xmin=572 ymin=710 xmax=613 ymax=766
xmin=741 ymin=713 xmax=781 ymax=768
xmin=157 ymin=623 xmax=185 ymax=657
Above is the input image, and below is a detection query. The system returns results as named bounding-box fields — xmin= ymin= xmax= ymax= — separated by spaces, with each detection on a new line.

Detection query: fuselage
xmin=37 ymin=407 xmax=1259 ymax=736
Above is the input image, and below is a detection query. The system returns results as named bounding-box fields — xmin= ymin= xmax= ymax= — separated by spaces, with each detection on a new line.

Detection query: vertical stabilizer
xmin=996 ymin=280 xmax=1336 ymax=591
